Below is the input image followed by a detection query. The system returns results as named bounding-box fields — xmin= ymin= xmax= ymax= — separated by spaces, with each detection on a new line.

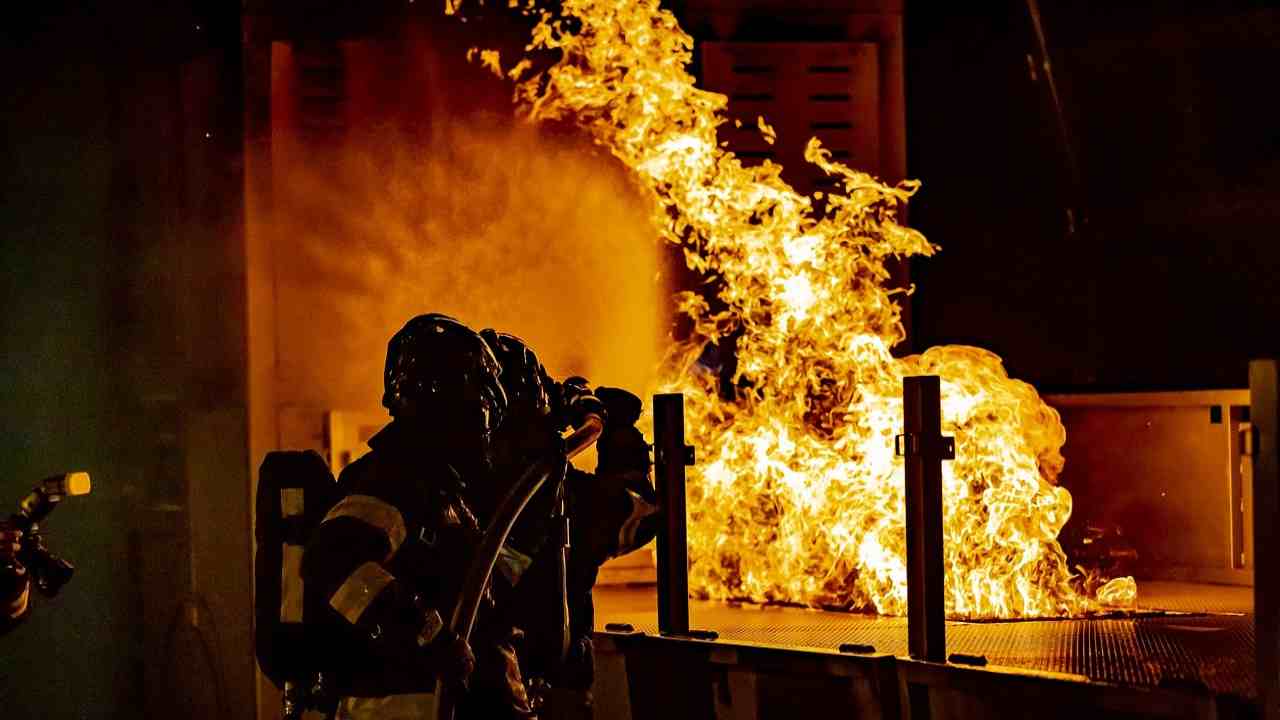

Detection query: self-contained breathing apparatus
xmin=253 ymin=415 xmax=604 ymax=719
xmin=254 ymin=450 xmax=343 ymax=718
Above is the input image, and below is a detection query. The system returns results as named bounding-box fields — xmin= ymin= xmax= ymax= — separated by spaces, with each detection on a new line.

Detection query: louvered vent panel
xmin=702 ymin=42 xmax=880 ymax=194
xmin=293 ymin=43 xmax=346 ymax=135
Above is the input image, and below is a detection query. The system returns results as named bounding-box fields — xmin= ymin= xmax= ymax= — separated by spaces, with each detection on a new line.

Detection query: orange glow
xmin=456 ymin=0 xmax=1135 ymax=617
xmin=262 ymin=39 xmax=664 ymax=416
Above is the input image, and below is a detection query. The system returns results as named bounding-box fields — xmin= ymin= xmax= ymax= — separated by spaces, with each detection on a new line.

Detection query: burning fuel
xmin=451 ymin=0 xmax=1135 ymax=618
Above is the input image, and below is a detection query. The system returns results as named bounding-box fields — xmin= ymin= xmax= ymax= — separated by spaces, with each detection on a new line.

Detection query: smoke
xmin=268 ymin=118 xmax=664 ymax=414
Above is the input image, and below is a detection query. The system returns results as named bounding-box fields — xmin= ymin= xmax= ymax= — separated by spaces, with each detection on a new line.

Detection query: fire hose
xmin=433 ymin=412 xmax=605 ymax=720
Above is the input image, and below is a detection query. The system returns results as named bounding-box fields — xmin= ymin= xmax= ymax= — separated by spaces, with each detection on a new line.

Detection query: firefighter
xmin=477 ymin=330 xmax=659 ymax=716
xmin=467 ymin=329 xmax=585 ymax=719
xmin=0 ymin=518 xmax=31 ymax=632
xmin=516 ymin=386 xmax=659 ymax=717
xmin=301 ymin=313 xmax=510 ymax=720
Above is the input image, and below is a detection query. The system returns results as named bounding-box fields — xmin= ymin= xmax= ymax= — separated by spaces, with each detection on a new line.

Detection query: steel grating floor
xmin=594 ymin=581 xmax=1256 ymax=698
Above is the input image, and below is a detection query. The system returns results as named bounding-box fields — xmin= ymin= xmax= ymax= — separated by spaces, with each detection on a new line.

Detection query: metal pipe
xmin=1250 ymin=360 xmax=1279 ymax=720
xmin=1024 ymin=0 xmax=1102 ymax=388
xmin=1024 ymin=0 xmax=1082 ymax=199
xmin=654 ymin=393 xmax=693 ymax=636
xmin=899 ymin=376 xmax=952 ymax=663
xmin=434 ymin=413 xmax=604 ymax=720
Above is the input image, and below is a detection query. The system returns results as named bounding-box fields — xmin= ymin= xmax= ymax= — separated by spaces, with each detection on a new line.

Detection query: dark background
xmin=1 ymin=1 xmax=1278 ymax=717
xmin=905 ymin=0 xmax=1280 ymax=391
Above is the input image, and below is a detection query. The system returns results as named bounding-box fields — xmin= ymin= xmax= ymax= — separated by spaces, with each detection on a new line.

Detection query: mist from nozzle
xmin=266 ymin=119 xmax=667 ymax=416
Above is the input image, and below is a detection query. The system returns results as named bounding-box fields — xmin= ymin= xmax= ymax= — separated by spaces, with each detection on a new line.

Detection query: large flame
xmin=451 ymin=0 xmax=1134 ymax=617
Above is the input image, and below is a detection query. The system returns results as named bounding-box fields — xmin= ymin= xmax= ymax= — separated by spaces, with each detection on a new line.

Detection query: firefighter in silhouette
xmin=517 ymin=384 xmax=659 ymax=717
xmin=464 ymin=329 xmax=588 ymax=719
xmin=301 ymin=313 xmax=510 ymax=719
xmin=477 ymin=330 xmax=660 ymax=717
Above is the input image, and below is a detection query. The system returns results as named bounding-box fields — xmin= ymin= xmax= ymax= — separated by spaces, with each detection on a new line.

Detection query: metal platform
xmin=594 ymin=581 xmax=1256 ymax=699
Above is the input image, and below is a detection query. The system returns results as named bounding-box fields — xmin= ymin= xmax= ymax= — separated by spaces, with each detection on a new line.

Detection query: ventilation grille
xmin=293 ymin=43 xmax=346 ymax=135
xmin=702 ymin=42 xmax=881 ymax=193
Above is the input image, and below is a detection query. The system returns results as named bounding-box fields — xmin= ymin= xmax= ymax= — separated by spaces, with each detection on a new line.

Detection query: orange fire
xmin=450 ymin=0 xmax=1135 ymax=618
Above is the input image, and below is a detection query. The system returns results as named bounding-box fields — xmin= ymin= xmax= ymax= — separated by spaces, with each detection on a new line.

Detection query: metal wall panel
xmin=702 ymin=42 xmax=881 ymax=192
xmin=1047 ymin=391 xmax=1250 ymax=584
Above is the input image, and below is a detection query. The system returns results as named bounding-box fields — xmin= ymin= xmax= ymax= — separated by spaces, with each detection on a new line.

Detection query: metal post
xmin=1251 ymin=360 xmax=1279 ymax=720
xmin=898 ymin=376 xmax=953 ymax=662
xmin=654 ymin=393 xmax=694 ymax=636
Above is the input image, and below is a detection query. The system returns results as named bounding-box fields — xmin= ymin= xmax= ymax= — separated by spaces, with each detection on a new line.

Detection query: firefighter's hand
xmin=595 ymin=387 xmax=651 ymax=475
xmin=0 ymin=520 xmax=21 ymax=564
xmin=428 ymin=629 xmax=476 ymax=691
xmin=595 ymin=387 xmax=642 ymax=428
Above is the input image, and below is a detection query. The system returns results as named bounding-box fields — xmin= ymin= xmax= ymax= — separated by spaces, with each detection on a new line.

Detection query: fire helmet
xmin=382 ymin=314 xmax=508 ymax=436
xmin=479 ymin=329 xmax=552 ymax=419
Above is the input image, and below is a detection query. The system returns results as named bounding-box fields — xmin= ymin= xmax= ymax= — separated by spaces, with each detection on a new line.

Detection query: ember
xmin=452 ymin=0 xmax=1135 ymax=618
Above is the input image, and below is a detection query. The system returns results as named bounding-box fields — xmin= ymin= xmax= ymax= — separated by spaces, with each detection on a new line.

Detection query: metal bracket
xmin=1241 ymin=423 xmax=1257 ymax=458
xmin=656 ymin=444 xmax=696 ymax=467
xmin=895 ymin=433 xmax=956 ymax=460
xmin=838 ymin=643 xmax=877 ymax=655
